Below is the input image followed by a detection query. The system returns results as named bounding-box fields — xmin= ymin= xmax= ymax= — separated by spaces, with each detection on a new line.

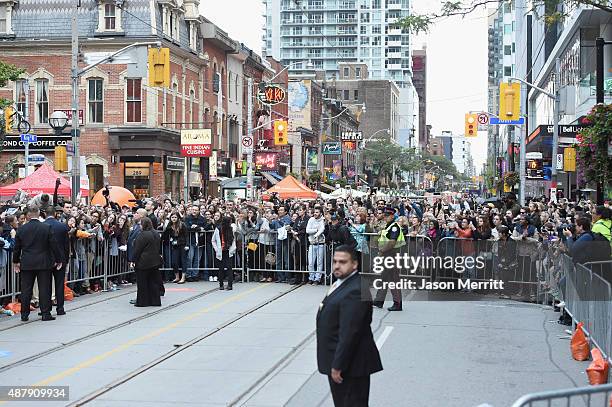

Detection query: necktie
xmin=326 ymin=280 xmax=340 ymax=297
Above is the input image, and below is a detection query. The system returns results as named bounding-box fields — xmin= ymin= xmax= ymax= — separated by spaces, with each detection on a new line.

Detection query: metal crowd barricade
xmin=355 ymin=232 xmax=434 ymax=282
xmin=158 ymin=229 xmax=245 ymax=282
xmin=511 ymin=383 xmax=612 ymax=407
xmin=0 ymin=260 xmax=18 ymax=303
xmin=65 ymin=234 xmax=108 ymax=290
xmin=436 ymin=237 xmax=543 ymax=299
xmin=559 ymin=254 xmax=612 ymax=364
xmin=245 ymin=230 xmax=320 ymax=284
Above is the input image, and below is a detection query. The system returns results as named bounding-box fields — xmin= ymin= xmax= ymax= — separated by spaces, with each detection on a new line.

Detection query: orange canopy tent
xmin=263 ymin=175 xmax=317 ymax=200
xmin=91 ymin=186 xmax=136 ymax=207
xmin=0 ymin=163 xmax=88 ymax=197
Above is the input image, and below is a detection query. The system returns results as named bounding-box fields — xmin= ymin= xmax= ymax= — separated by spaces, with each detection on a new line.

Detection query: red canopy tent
xmin=0 ymin=163 xmax=88 ymax=198
xmin=263 ymin=175 xmax=317 ymax=200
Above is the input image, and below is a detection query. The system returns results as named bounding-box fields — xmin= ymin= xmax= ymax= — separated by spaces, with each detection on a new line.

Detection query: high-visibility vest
xmin=378 ymin=222 xmax=406 ymax=249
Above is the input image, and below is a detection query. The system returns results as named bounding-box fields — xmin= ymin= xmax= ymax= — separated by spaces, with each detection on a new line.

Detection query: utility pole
xmin=246 ymin=77 xmax=254 ymax=201
xmin=510 ymin=58 xmax=560 ymax=206
xmin=70 ymin=1 xmax=80 ymax=205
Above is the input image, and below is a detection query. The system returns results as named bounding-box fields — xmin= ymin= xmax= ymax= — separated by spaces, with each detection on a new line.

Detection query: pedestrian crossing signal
xmin=499 ymin=82 xmax=521 ymax=121
xmin=148 ymin=48 xmax=170 ymax=88
xmin=54 ymin=146 xmax=68 ymax=172
xmin=274 ymin=120 xmax=288 ymax=145
xmin=464 ymin=113 xmax=477 ymax=137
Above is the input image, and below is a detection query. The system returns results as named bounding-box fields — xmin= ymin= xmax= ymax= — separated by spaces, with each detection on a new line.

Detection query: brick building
xmin=0 ymin=0 xmax=286 ymax=200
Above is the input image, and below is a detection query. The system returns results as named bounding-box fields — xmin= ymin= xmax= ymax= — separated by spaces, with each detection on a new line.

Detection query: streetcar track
xmin=0 ymin=286 xmax=136 ymax=332
xmin=67 ymin=284 xmax=303 ymax=406
xmin=0 ymin=285 xmax=222 ymax=373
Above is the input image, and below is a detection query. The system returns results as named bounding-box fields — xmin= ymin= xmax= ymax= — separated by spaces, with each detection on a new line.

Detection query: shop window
xmin=124 ymin=163 xmax=151 ymax=199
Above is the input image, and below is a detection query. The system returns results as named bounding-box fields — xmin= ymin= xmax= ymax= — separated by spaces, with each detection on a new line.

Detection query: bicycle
xmin=4 ymin=106 xmax=31 ymax=134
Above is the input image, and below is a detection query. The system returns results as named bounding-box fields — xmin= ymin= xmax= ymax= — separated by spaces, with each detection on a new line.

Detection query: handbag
xmin=247 ymin=242 xmax=258 ymax=251
xmin=265 ymin=252 xmax=276 ymax=266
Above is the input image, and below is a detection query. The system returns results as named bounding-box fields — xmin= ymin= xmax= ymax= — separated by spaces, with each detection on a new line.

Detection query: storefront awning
xmin=261 ymin=172 xmax=279 ymax=185
xmin=270 ymin=172 xmax=284 ymax=181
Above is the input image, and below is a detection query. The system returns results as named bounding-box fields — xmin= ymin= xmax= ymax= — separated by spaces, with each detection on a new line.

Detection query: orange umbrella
xmin=91 ymin=186 xmax=136 ymax=207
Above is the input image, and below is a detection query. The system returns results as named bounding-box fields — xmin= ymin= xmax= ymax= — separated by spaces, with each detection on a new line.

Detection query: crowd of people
xmin=0 ymin=183 xmax=611 ymax=319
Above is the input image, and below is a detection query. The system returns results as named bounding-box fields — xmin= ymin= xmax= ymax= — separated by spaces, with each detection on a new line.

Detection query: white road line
xmin=376 ymin=326 xmax=394 ymax=350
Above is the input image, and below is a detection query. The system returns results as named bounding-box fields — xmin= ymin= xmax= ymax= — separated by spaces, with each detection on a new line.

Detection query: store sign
xmin=341 ymin=131 xmax=363 ymax=141
xmin=180 ymin=129 xmax=212 ymax=157
xmin=254 ymin=152 xmax=278 ymax=171
xmin=257 ymin=84 xmax=286 ymax=106
xmin=165 ymin=156 xmax=185 ymax=172
xmin=125 ymin=167 xmax=150 ymax=177
xmin=2 ymin=135 xmax=71 ymax=152
xmin=209 ymin=151 xmax=218 ymax=181
xmin=343 ymin=141 xmax=356 ymax=150
xmin=322 ymin=142 xmax=341 ymax=155
xmin=526 ymin=159 xmax=543 ymax=179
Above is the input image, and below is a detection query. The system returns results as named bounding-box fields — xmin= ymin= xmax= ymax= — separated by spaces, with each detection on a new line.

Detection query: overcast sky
xmin=200 ymin=0 xmax=489 ymax=171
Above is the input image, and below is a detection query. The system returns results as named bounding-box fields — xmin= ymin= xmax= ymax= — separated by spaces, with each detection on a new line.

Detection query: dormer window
xmin=96 ymin=0 xmax=123 ymax=34
xmin=104 ymin=4 xmax=116 ymax=30
xmin=0 ymin=0 xmax=16 ymax=36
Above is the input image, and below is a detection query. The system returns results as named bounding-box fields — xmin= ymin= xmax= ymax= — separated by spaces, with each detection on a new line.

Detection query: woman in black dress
xmin=132 ymin=217 xmax=162 ymax=307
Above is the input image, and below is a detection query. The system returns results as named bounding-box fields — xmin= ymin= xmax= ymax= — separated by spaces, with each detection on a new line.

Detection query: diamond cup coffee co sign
xmin=181 ymin=129 xmax=212 ymax=157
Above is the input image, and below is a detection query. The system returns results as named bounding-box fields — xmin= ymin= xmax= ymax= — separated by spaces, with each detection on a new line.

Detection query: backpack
xmin=590 ymin=231 xmax=612 ymax=261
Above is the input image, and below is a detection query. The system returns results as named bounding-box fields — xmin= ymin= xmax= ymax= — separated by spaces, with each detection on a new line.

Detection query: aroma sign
xmin=258 ymin=84 xmax=286 ymax=105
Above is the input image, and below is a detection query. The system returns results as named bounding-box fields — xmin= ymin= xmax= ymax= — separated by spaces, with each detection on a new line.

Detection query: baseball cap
xmin=383 ymin=206 xmax=396 ymax=215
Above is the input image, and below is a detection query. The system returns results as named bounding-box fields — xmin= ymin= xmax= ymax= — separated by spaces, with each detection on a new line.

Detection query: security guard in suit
xmin=316 ymin=245 xmax=383 ymax=407
xmin=13 ymin=205 xmax=62 ymax=321
xmin=373 ymin=206 xmax=405 ymax=311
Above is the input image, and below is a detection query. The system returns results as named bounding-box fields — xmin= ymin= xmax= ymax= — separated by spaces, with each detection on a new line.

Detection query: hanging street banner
xmin=181 ymin=129 xmax=212 ymax=157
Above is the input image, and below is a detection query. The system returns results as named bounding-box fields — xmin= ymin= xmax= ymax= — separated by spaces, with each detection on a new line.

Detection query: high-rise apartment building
xmin=262 ymin=0 xmax=413 ymax=88
xmin=486 ymin=2 xmax=517 ymax=185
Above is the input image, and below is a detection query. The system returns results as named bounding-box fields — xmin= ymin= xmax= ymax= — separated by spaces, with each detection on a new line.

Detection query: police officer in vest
xmin=373 ymin=206 xmax=405 ymax=311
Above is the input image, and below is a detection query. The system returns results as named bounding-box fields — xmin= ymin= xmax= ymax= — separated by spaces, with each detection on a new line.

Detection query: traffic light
xmin=54 ymin=146 xmax=68 ymax=172
xmin=464 ymin=113 xmax=477 ymax=137
xmin=148 ymin=47 xmax=170 ymax=88
xmin=274 ymin=120 xmax=288 ymax=145
xmin=3 ymin=107 xmax=14 ymax=133
xmin=499 ymin=82 xmax=521 ymax=121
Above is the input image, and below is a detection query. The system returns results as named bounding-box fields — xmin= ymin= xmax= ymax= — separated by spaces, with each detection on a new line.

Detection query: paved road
xmin=0 ymin=283 xmax=588 ymax=407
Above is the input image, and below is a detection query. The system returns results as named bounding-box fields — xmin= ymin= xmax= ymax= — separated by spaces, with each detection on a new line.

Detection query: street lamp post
xmin=509 ymin=58 xmax=560 ymax=206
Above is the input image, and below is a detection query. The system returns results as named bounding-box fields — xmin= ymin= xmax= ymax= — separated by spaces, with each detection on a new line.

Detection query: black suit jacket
xmin=13 ymin=219 xmax=61 ymax=271
xmin=316 ymin=273 xmax=383 ymax=377
xmin=45 ymin=217 xmax=69 ymax=263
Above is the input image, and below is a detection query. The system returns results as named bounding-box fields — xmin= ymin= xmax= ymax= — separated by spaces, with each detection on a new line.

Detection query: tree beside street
xmin=398 ymin=0 xmax=612 ymax=34
xmin=0 ymin=60 xmax=26 ymax=136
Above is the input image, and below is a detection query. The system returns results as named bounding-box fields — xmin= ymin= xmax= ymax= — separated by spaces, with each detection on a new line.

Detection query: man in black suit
xmin=13 ymin=205 xmax=62 ymax=321
xmin=316 ymin=245 xmax=383 ymax=407
xmin=45 ymin=206 xmax=70 ymax=315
